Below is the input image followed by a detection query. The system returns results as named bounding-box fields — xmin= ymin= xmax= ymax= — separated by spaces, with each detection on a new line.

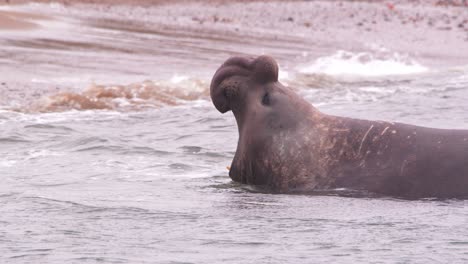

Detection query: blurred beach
xmin=0 ymin=0 xmax=467 ymax=112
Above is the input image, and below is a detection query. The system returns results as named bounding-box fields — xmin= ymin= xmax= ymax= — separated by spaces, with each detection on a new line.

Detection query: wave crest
xmin=299 ymin=50 xmax=428 ymax=77
xmin=35 ymin=79 xmax=209 ymax=112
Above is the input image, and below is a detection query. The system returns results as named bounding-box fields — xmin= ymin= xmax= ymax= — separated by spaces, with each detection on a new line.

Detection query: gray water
xmin=1 ymin=2 xmax=468 ymax=263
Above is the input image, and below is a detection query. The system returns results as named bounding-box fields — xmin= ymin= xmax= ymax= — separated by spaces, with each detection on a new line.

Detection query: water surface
xmin=1 ymin=2 xmax=468 ymax=263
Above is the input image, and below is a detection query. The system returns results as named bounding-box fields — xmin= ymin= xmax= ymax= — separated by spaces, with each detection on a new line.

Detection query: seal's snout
xmin=210 ymin=57 xmax=251 ymax=113
xmin=210 ymin=55 xmax=279 ymax=113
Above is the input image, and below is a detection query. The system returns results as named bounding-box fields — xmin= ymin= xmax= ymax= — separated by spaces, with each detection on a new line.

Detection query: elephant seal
xmin=210 ymin=55 xmax=468 ymax=199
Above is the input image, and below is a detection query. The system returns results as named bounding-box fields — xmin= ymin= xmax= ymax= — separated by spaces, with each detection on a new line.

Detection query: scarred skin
xmin=210 ymin=55 xmax=468 ymax=199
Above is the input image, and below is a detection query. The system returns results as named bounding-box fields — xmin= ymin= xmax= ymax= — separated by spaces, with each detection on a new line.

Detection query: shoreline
xmin=0 ymin=9 xmax=52 ymax=30
xmin=1 ymin=0 xmax=468 ymax=6
xmin=0 ymin=1 xmax=466 ymax=67
xmin=0 ymin=0 xmax=467 ymax=110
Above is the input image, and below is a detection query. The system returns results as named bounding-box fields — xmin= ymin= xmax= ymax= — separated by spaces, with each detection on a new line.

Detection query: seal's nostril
xmin=224 ymin=85 xmax=238 ymax=99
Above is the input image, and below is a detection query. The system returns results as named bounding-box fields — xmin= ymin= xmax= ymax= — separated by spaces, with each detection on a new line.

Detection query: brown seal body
xmin=210 ymin=55 xmax=468 ymax=199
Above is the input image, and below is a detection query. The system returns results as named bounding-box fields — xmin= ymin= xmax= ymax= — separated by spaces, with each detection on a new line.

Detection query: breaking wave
xmin=299 ymin=50 xmax=428 ymax=77
xmin=33 ymin=78 xmax=209 ymax=112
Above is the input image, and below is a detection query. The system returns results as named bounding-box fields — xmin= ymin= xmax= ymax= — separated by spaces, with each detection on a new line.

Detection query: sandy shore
xmin=0 ymin=0 xmax=466 ymax=62
xmin=62 ymin=0 xmax=468 ymax=66
xmin=1 ymin=0 xmax=468 ymax=5
xmin=0 ymin=0 xmax=188 ymax=5
xmin=0 ymin=0 xmax=467 ymax=110
xmin=0 ymin=10 xmax=51 ymax=30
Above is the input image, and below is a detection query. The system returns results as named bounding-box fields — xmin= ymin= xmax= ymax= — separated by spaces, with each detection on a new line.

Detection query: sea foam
xmin=299 ymin=50 xmax=428 ymax=77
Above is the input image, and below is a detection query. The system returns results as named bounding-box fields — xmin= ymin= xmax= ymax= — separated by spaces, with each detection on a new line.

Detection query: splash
xmin=299 ymin=50 xmax=428 ymax=77
xmin=34 ymin=79 xmax=209 ymax=112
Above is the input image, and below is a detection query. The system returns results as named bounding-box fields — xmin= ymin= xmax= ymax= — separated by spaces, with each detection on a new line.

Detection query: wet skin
xmin=210 ymin=55 xmax=468 ymax=199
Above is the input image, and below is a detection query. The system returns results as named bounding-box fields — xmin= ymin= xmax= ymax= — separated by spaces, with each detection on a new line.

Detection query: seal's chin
xmin=229 ymin=157 xmax=268 ymax=186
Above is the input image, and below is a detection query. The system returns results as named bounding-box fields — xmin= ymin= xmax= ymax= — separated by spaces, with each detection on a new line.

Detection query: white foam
xmin=0 ymin=159 xmax=16 ymax=168
xmin=31 ymin=76 xmax=89 ymax=84
xmin=278 ymin=69 xmax=289 ymax=81
xmin=299 ymin=50 xmax=428 ymax=77
xmin=170 ymin=75 xmax=189 ymax=84
xmin=26 ymin=149 xmax=63 ymax=160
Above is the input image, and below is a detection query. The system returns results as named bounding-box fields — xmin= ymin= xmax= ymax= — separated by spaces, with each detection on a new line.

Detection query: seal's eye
xmin=262 ymin=92 xmax=270 ymax=106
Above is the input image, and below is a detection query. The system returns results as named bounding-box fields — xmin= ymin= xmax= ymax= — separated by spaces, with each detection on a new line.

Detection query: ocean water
xmin=1 ymin=3 xmax=468 ymax=263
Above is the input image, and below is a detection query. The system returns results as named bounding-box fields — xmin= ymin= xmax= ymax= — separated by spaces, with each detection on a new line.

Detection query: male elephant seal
xmin=210 ymin=55 xmax=468 ymax=199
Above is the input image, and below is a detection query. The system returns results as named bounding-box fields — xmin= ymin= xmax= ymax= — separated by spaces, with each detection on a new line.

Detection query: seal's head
xmin=211 ymin=56 xmax=278 ymax=114
xmin=210 ymin=56 xmax=317 ymax=191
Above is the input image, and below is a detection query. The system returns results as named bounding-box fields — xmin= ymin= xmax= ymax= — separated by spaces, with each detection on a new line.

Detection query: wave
xmin=299 ymin=50 xmax=428 ymax=77
xmin=33 ymin=79 xmax=209 ymax=112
